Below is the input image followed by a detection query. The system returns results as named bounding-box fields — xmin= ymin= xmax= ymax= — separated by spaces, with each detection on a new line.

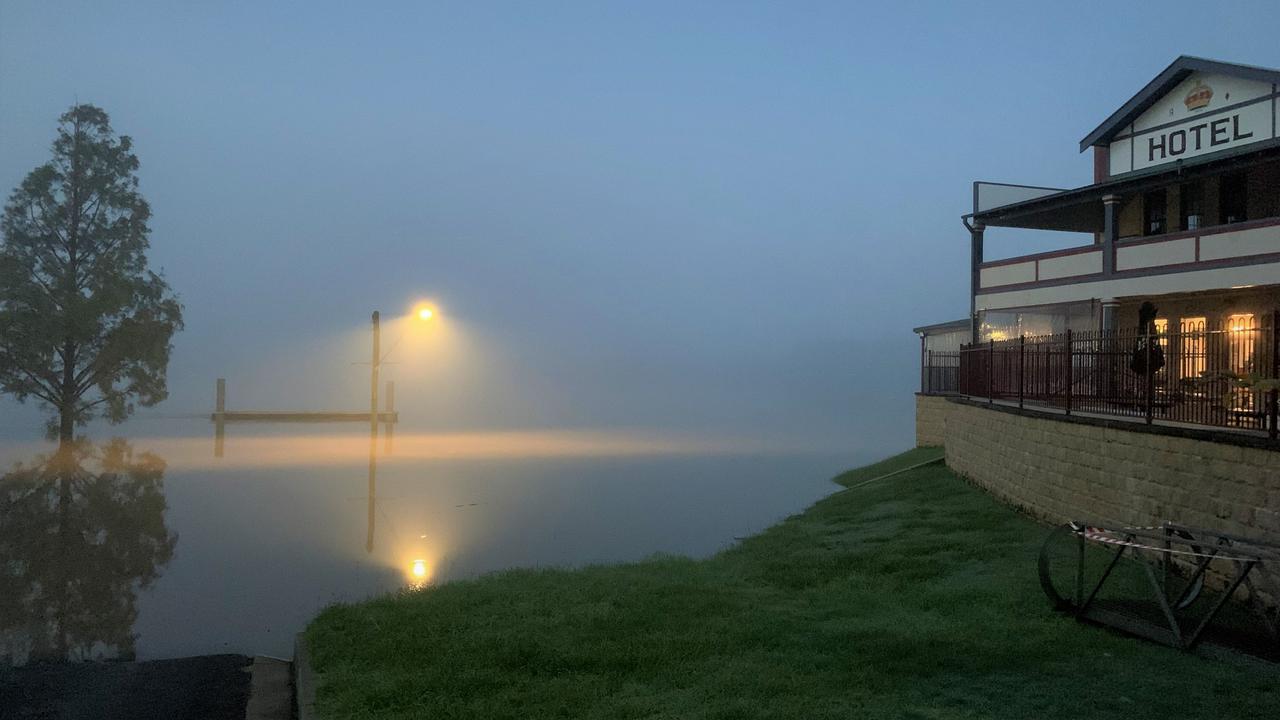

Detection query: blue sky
xmin=2 ymin=1 xmax=1279 ymax=448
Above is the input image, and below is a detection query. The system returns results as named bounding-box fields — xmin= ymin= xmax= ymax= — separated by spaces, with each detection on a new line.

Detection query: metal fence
xmin=944 ymin=312 xmax=1280 ymax=438
xmin=921 ymin=350 xmax=960 ymax=394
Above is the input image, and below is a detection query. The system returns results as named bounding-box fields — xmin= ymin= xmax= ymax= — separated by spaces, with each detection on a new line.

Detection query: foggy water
xmin=0 ymin=418 xmax=866 ymax=664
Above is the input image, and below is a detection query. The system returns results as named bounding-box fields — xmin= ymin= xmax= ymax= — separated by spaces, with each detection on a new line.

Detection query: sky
xmin=2 ymin=1 xmax=1280 ymax=450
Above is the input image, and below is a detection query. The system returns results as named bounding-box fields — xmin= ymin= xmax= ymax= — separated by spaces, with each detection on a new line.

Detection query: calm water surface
xmin=0 ymin=419 xmax=865 ymax=664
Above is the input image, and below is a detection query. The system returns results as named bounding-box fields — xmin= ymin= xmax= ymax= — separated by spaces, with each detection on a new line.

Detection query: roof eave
xmin=913 ymin=319 xmax=971 ymax=335
xmin=1078 ymin=56 xmax=1280 ymax=153
xmin=974 ymin=138 xmax=1280 ymax=229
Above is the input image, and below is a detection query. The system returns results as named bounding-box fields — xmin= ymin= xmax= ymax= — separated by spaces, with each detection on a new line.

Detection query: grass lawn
xmin=306 ymin=448 xmax=1279 ymax=719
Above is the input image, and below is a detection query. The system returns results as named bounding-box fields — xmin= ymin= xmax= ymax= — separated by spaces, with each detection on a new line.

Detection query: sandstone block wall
xmin=914 ymin=394 xmax=950 ymax=447
xmin=938 ymin=399 xmax=1280 ymax=547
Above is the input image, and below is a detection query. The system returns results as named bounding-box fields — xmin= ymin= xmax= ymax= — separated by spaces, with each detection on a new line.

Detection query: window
xmin=1152 ymin=318 xmax=1169 ymax=379
xmin=1179 ymin=182 xmax=1204 ymax=230
xmin=1179 ymin=316 xmax=1206 ymax=380
xmin=1220 ymin=173 xmax=1248 ymax=224
xmin=1153 ymin=318 xmax=1168 ymax=348
xmin=977 ymin=302 xmax=1096 ymax=342
xmin=1143 ymin=188 xmax=1167 ymax=236
xmin=1227 ymin=313 xmax=1256 ymax=374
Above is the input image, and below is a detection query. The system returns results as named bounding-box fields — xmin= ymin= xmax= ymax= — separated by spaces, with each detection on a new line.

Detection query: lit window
xmin=1153 ymin=318 xmax=1168 ymax=350
xmin=1227 ymin=313 xmax=1256 ymax=374
xmin=1180 ymin=317 xmax=1206 ymax=380
xmin=1227 ymin=313 xmax=1255 ymax=333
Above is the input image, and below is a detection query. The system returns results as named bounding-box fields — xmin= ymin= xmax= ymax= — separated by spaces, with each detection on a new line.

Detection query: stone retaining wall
xmin=931 ymin=398 xmax=1280 ymax=547
xmin=914 ymin=393 xmax=950 ymax=447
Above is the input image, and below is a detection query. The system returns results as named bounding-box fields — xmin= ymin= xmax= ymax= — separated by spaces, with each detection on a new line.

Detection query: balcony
xmin=979 ymin=216 xmax=1280 ymax=296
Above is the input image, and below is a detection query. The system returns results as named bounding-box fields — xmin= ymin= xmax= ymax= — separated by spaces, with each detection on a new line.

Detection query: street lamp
xmin=370 ymin=311 xmax=382 ymax=429
xmin=366 ymin=306 xmax=435 ymax=554
xmin=369 ymin=305 xmax=436 ymax=425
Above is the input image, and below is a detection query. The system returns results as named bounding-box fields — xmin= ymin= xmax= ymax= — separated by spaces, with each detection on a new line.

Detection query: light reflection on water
xmin=2 ymin=428 xmax=840 ymax=472
xmin=0 ymin=421 xmax=863 ymax=663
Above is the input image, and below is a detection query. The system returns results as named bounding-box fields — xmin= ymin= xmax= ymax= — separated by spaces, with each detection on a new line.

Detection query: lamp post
xmin=370 ymin=311 xmax=381 ymax=433
xmin=365 ymin=304 xmax=434 ymax=554
xmin=367 ymin=310 xmax=380 ymax=553
xmin=369 ymin=305 xmax=432 ymax=428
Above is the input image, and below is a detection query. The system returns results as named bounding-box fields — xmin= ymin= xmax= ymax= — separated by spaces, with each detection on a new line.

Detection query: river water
xmin=0 ymin=418 xmax=867 ymax=664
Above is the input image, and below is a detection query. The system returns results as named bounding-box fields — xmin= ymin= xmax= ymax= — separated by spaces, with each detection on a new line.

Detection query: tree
xmin=0 ymin=105 xmax=182 ymax=444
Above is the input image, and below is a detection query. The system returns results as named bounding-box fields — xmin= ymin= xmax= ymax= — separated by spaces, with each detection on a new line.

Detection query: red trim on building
xmin=977 ymin=250 xmax=1280 ymax=295
xmin=1115 ymin=216 xmax=1280 ymax=249
xmin=1093 ymin=146 xmax=1108 ymax=183
xmin=981 ymin=216 xmax=1280 ymax=276
xmin=981 ymin=244 xmax=1101 ymax=268
xmin=979 ymin=272 xmax=1106 ymax=293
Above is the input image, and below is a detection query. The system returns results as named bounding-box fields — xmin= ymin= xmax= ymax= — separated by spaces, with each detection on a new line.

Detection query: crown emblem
xmin=1184 ymin=82 xmax=1213 ymax=111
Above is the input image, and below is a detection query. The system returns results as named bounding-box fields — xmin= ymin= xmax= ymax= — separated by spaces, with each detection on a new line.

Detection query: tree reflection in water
xmin=0 ymin=439 xmax=176 ymax=665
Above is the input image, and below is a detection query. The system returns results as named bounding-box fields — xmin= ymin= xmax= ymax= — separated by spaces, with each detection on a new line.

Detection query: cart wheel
xmin=1038 ymin=523 xmax=1081 ymax=611
xmin=1167 ymin=528 xmax=1205 ymax=610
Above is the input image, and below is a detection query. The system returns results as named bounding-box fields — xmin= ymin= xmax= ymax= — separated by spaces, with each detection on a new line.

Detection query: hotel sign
xmin=1108 ymin=72 xmax=1277 ymax=175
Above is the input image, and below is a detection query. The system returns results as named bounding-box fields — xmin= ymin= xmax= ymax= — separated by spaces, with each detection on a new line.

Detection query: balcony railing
xmin=922 ymin=312 xmax=1280 ymax=439
xmin=921 ymin=350 xmax=960 ymax=395
xmin=978 ymin=216 xmax=1280 ymax=293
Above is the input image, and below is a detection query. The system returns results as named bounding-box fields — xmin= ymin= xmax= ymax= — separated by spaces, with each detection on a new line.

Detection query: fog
xmin=3 ymin=1 xmax=1278 ymax=452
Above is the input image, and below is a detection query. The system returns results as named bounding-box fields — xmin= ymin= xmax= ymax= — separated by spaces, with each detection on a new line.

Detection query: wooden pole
xmin=367 ymin=311 xmax=379 ymax=554
xmin=370 ymin=312 xmax=380 ymax=428
xmin=214 ymin=378 xmax=226 ymax=458
xmin=384 ymin=380 xmax=395 ymax=454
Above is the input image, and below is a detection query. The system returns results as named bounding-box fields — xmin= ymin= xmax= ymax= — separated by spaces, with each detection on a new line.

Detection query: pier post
xmin=370 ymin=312 xmax=380 ymax=429
xmin=214 ymin=378 xmax=226 ymax=458
xmin=384 ymin=380 xmax=395 ymax=454
xmin=368 ymin=312 xmax=380 ymax=554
